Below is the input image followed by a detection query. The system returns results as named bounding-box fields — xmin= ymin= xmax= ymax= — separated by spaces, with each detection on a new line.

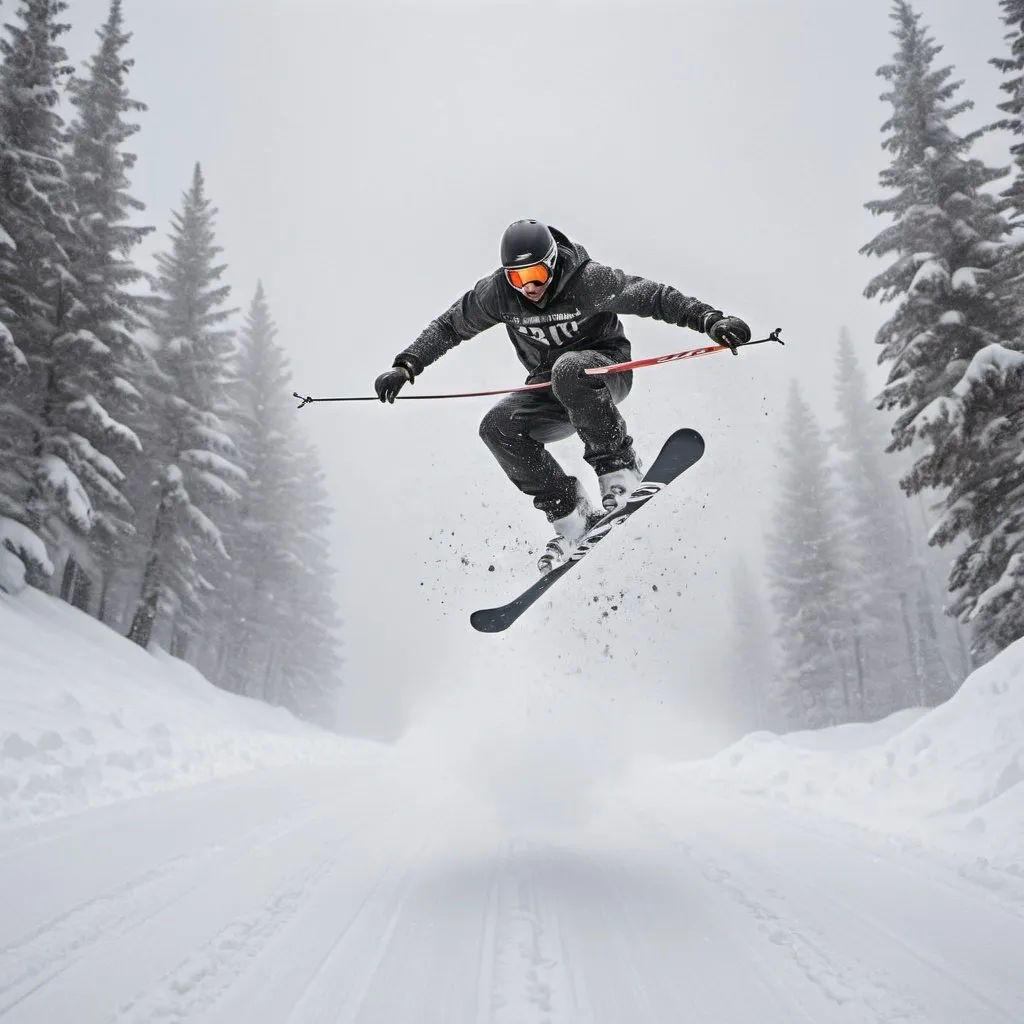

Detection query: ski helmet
xmin=500 ymin=220 xmax=557 ymax=290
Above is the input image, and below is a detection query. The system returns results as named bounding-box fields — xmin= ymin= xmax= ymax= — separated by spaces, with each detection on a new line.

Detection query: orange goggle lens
xmin=505 ymin=263 xmax=551 ymax=289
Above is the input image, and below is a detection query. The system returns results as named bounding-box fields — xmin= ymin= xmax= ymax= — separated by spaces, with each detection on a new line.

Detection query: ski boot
xmin=597 ymin=462 xmax=643 ymax=514
xmin=537 ymin=499 xmax=601 ymax=574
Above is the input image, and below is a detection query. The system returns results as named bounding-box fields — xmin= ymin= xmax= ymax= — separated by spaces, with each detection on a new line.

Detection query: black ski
xmin=470 ymin=428 xmax=705 ymax=633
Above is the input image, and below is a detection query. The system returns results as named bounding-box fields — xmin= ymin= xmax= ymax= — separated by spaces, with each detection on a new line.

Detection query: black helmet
xmin=500 ymin=219 xmax=557 ymax=271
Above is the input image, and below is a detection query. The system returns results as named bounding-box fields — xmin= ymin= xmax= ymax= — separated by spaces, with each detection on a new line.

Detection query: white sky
xmin=61 ymin=0 xmax=1011 ymax=742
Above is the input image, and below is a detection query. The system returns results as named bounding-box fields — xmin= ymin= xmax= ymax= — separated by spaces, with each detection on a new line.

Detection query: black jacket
xmin=396 ymin=226 xmax=719 ymax=384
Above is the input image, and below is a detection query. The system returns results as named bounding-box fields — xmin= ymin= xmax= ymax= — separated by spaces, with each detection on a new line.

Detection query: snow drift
xmin=5 ymin=580 xmax=1024 ymax=886
xmin=0 ymin=589 xmax=360 ymax=827
xmin=684 ymin=638 xmax=1024 ymax=872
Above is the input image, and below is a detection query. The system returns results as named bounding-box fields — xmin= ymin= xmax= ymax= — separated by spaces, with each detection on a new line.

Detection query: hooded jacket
xmin=395 ymin=226 xmax=719 ymax=385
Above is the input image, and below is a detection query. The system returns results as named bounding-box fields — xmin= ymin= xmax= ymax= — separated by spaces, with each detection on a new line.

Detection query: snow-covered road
xmin=2 ymin=760 xmax=1022 ymax=1024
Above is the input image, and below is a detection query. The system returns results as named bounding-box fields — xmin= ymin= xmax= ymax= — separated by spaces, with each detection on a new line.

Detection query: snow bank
xmin=775 ymin=707 xmax=929 ymax=752
xmin=684 ymin=639 xmax=1024 ymax=873
xmin=0 ymin=589 xmax=361 ymax=827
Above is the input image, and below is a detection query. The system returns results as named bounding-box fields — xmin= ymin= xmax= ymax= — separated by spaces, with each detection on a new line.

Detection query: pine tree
xmin=765 ymin=381 xmax=855 ymax=729
xmin=275 ymin=436 xmax=343 ymax=725
xmin=862 ymin=2 xmax=1012 ymax=452
xmin=990 ymin=0 xmax=1024 ymax=224
xmin=862 ymin=2 xmax=1024 ymax=665
xmin=831 ymin=329 xmax=894 ymax=715
xmin=955 ymin=0 xmax=1024 ymax=660
xmin=216 ymin=284 xmax=343 ymax=723
xmin=830 ymin=328 xmax=956 ymax=711
xmin=126 ymin=164 xmax=243 ymax=650
xmin=0 ymin=0 xmax=85 ymax=592
xmin=213 ymin=283 xmax=296 ymax=693
xmin=926 ymin=345 xmax=1024 ymax=661
xmin=60 ymin=0 xmax=151 ymax=599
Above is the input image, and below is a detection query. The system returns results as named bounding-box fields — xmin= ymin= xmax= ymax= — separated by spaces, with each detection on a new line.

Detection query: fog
xmin=62 ymin=0 xmax=1009 ymax=751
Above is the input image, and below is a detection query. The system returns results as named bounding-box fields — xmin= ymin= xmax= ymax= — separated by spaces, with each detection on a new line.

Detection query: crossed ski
xmin=470 ymin=428 xmax=705 ymax=633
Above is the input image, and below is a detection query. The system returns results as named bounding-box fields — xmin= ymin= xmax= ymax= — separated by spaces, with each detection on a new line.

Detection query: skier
xmin=374 ymin=220 xmax=752 ymax=572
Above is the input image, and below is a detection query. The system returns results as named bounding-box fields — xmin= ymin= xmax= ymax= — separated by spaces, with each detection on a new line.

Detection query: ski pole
xmin=294 ymin=328 xmax=783 ymax=408
xmin=585 ymin=327 xmax=783 ymax=376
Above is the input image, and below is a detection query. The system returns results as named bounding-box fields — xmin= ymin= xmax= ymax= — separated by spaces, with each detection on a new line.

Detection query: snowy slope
xmin=0 ymin=590 xmax=366 ymax=826
xmin=679 ymin=638 xmax=1024 ymax=874
xmin=2 ymin=592 xmax=1024 ymax=1021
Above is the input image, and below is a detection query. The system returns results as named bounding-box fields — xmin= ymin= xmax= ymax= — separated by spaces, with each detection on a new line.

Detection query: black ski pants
xmin=478 ymin=349 xmax=635 ymax=522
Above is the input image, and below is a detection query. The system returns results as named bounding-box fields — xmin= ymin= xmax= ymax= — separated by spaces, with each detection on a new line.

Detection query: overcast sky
xmin=59 ymin=0 xmax=1013 ymax=748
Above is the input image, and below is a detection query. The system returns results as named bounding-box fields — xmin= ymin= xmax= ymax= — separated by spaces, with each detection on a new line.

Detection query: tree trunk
xmin=898 ymin=591 xmax=925 ymax=706
xmin=127 ymin=572 xmax=158 ymax=648
xmin=127 ymin=494 xmax=172 ymax=650
xmin=852 ymin=632 xmax=866 ymax=717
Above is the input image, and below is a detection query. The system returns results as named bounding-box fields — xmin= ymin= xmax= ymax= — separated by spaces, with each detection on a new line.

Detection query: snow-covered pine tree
xmin=765 ymin=381 xmax=855 ymax=729
xmin=0 ymin=0 xmax=84 ymax=592
xmin=830 ymin=327 xmax=958 ymax=711
xmin=0 ymin=0 xmax=28 ymax=387
xmin=126 ymin=164 xmax=244 ymax=651
xmin=211 ymin=283 xmax=297 ymax=694
xmin=862 ymin=2 xmax=1024 ymax=665
xmin=832 ymin=328 xmax=891 ymax=712
xmin=949 ymin=0 xmax=1024 ymax=660
xmin=60 ymin=0 xmax=152 ymax=610
xmin=862 ymin=2 xmax=1013 ymax=431
xmin=215 ymin=283 xmax=343 ymax=722
xmin=988 ymin=0 xmax=1024 ymax=321
xmin=924 ymin=345 xmax=1024 ymax=661
xmin=274 ymin=435 xmax=343 ymax=725
xmin=990 ymin=0 xmax=1024 ymax=225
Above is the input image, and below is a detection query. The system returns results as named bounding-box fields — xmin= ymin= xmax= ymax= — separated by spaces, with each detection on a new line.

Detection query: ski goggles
xmin=504 ymin=262 xmax=552 ymax=289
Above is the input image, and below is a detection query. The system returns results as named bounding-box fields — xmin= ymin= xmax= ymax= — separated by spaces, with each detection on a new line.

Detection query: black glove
xmin=374 ymin=365 xmax=413 ymax=403
xmin=703 ymin=311 xmax=752 ymax=353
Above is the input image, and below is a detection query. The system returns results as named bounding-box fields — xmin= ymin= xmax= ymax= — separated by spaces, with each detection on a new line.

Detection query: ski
xmin=470 ymin=427 xmax=705 ymax=633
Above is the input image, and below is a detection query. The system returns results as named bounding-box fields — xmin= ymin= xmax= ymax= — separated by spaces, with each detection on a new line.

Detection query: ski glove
xmin=375 ymin=365 xmax=413 ymax=403
xmin=703 ymin=311 xmax=752 ymax=353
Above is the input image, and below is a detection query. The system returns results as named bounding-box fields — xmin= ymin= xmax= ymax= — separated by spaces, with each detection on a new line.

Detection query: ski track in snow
xmin=0 ymin=784 xmax=360 ymax=1021
xmin=488 ymin=840 xmax=580 ymax=1024
xmin=635 ymin=790 xmax=1024 ymax=1023
xmin=1 ymin=767 xmax=1024 ymax=1023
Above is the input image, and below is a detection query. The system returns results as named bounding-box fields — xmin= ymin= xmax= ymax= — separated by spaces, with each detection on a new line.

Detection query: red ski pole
xmin=294 ymin=329 xmax=783 ymax=408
